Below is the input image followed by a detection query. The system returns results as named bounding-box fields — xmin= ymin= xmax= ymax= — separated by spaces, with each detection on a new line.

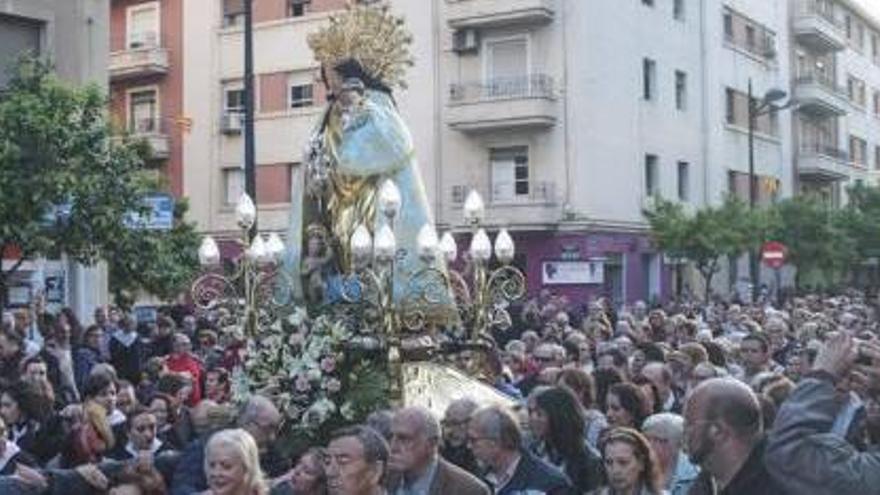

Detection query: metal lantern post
xmin=191 ymin=193 xmax=292 ymax=337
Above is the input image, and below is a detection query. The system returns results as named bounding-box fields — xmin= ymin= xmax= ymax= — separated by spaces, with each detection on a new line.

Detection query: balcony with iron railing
xmin=128 ymin=117 xmax=171 ymax=160
xmin=794 ymin=73 xmax=848 ymax=116
xmin=793 ymin=0 xmax=846 ymax=52
xmin=449 ymin=181 xmax=559 ymax=224
xmin=109 ymin=35 xmax=169 ymax=81
xmin=797 ymin=139 xmax=850 ymax=180
xmin=446 ymin=0 xmax=555 ymax=29
xmin=446 ymin=74 xmax=559 ymax=132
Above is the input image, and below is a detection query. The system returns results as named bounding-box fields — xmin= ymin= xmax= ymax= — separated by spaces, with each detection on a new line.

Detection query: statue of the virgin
xmin=287 ymin=3 xmax=455 ymax=324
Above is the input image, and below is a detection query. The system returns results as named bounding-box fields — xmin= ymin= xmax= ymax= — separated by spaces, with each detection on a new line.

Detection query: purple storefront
xmin=489 ymin=230 xmax=673 ymax=309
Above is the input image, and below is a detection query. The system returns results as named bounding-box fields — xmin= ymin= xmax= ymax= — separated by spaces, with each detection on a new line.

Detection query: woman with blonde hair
xmin=592 ymin=427 xmax=663 ymax=495
xmin=204 ymin=428 xmax=268 ymax=495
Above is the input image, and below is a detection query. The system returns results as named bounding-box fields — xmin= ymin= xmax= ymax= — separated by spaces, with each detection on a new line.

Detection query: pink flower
xmin=295 ymin=375 xmax=311 ymax=393
xmin=326 ymin=378 xmax=342 ymax=393
xmin=320 ymin=356 xmax=336 ymax=373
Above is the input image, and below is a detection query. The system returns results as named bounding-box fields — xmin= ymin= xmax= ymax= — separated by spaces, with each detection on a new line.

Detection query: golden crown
xmin=307 ymin=1 xmax=414 ymax=90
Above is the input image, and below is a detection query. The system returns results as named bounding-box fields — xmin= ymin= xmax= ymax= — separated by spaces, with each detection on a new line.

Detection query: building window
xmin=677 ymin=161 xmax=689 ymax=201
xmin=874 ymin=90 xmax=880 ymax=116
xmin=845 ymin=14 xmax=852 ymax=39
xmin=875 ymin=146 xmax=880 ymax=170
xmin=129 ymin=89 xmax=158 ymax=134
xmin=224 ymin=87 xmax=244 ymax=113
xmin=675 ymin=70 xmax=687 ymax=110
xmin=643 ymin=58 xmax=656 ymax=101
xmin=287 ymin=0 xmax=310 ymax=18
xmin=0 ymin=15 xmax=42 ymax=89
xmin=723 ymin=11 xmax=733 ymax=40
xmin=723 ymin=7 xmax=776 ymax=61
xmin=873 ymin=34 xmax=879 ymax=64
xmin=849 ymin=135 xmax=867 ymax=166
xmin=127 ymin=2 xmax=159 ymax=49
xmin=642 ymin=0 xmax=654 ymax=6
xmin=725 ymin=88 xmax=737 ymax=124
xmin=673 ymin=0 xmax=684 ymax=20
xmin=224 ymin=169 xmax=244 ymax=205
xmin=848 ymin=75 xmax=866 ymax=107
xmin=856 ymin=23 xmax=866 ymax=52
xmin=745 ymin=25 xmax=756 ymax=52
xmin=487 ymin=37 xmax=528 ymax=83
xmin=490 ymin=147 xmax=529 ymax=202
xmin=289 ymin=84 xmax=313 ymax=108
xmin=645 ymin=154 xmax=659 ymax=197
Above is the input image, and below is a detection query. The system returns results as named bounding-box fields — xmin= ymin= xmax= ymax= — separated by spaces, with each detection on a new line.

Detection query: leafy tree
xmin=644 ymin=197 xmax=756 ymax=301
xmin=769 ymin=195 xmax=856 ymax=289
xmin=839 ymin=184 xmax=880 ymax=288
xmin=0 ymin=57 xmax=197 ymax=304
xmin=107 ymin=199 xmax=200 ymax=307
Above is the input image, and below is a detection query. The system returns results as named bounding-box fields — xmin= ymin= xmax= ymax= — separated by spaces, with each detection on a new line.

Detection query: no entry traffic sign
xmin=761 ymin=241 xmax=787 ymax=269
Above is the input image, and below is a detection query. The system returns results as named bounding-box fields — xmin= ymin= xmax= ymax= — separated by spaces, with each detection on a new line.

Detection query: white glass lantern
xmin=265 ymin=233 xmax=285 ymax=262
xmin=350 ymin=225 xmax=373 ymax=262
xmin=378 ymin=179 xmax=402 ymax=220
xmin=439 ymin=232 xmax=458 ymax=263
xmin=198 ymin=236 xmax=220 ymax=266
xmin=463 ymin=189 xmax=485 ymax=224
xmin=374 ymin=224 xmax=397 ymax=262
xmin=417 ymin=224 xmax=439 ymax=261
xmin=494 ymin=229 xmax=515 ymax=264
xmin=235 ymin=192 xmax=257 ymax=230
xmin=469 ymin=228 xmax=492 ymax=262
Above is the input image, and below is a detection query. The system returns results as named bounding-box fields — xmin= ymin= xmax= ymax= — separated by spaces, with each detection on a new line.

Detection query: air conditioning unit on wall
xmin=221 ymin=112 xmax=243 ymax=134
xmin=453 ymin=29 xmax=480 ymax=54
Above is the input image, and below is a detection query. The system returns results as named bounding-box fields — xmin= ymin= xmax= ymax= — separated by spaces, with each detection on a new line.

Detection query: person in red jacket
xmin=164 ymin=334 xmax=203 ymax=406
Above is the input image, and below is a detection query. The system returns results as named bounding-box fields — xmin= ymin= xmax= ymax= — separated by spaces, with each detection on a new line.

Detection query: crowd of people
xmin=0 ymin=288 xmax=878 ymax=494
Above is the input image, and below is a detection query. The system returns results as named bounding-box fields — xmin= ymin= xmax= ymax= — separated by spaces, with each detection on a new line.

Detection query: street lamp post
xmin=243 ymin=0 xmax=257 ymax=240
xmin=747 ymin=79 xmax=792 ymax=302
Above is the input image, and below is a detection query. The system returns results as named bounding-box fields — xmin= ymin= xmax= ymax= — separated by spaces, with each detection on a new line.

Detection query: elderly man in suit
xmin=388 ymin=406 xmax=489 ymax=495
xmin=468 ymin=406 xmax=573 ymax=495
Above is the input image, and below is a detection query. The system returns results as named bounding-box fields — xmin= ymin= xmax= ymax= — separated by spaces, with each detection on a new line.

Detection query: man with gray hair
xmin=388 ymin=407 xmax=488 ymax=495
xmin=326 ymin=425 xmax=389 ymax=495
xmin=468 ymin=406 xmax=571 ymax=494
xmin=441 ymin=398 xmax=481 ymax=475
xmin=642 ymin=413 xmax=698 ymax=495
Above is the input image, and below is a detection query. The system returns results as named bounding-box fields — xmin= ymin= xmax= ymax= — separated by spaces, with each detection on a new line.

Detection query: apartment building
xmin=0 ymin=0 xmax=111 ymax=317
xmin=791 ymin=0 xmax=880 ymax=205
xmin=109 ymin=0 xmax=184 ymax=196
xmin=438 ymin=0 xmax=793 ymax=304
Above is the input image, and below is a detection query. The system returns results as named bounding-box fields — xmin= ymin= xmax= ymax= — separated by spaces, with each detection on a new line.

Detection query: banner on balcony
xmin=542 ymin=260 xmax=604 ymax=285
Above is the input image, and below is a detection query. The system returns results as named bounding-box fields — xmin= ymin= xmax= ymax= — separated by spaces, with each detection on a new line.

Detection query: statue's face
xmin=308 ymin=236 xmax=323 ymax=255
xmin=322 ymin=63 xmax=344 ymax=95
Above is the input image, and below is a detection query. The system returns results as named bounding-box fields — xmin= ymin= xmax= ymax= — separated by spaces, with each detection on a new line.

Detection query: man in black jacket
xmin=683 ymin=378 xmax=786 ymax=495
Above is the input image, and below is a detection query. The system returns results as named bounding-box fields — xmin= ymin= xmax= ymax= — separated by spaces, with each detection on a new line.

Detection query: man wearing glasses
xmin=387 ymin=407 xmax=488 ymax=495
xmin=467 ymin=406 xmax=572 ymax=495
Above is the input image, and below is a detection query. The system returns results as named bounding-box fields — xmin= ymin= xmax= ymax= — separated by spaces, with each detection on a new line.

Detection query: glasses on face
xmin=466 ymin=434 xmax=491 ymax=446
xmin=534 ymin=355 xmax=555 ymax=363
xmin=442 ymin=418 xmax=469 ymax=428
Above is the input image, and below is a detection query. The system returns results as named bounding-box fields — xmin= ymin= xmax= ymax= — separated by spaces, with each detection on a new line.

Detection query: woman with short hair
xmin=204 ymin=428 xmax=268 ymax=495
